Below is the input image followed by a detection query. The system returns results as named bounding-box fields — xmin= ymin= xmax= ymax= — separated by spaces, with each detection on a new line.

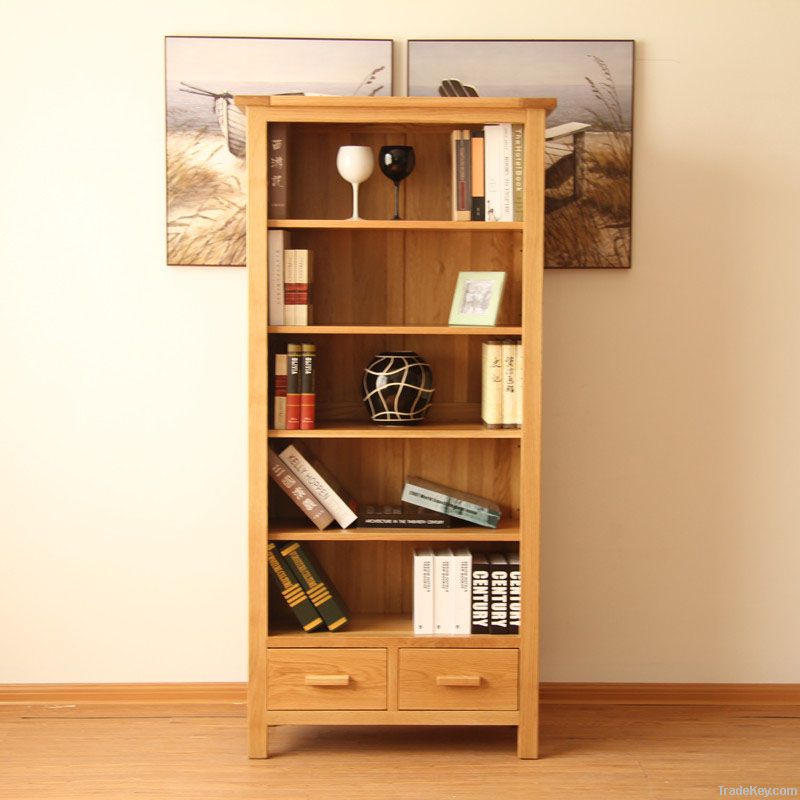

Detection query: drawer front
xmin=398 ymin=648 xmax=518 ymax=710
xmin=268 ymin=648 xmax=387 ymax=710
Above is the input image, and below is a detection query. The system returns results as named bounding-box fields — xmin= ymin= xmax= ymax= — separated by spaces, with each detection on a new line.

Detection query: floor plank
xmin=0 ymin=703 xmax=798 ymax=799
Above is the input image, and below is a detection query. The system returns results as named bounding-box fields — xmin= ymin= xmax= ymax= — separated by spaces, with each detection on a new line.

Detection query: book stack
xmin=451 ymin=124 xmax=524 ymax=222
xmin=356 ymin=503 xmax=452 ymax=528
xmin=412 ymin=548 xmax=520 ymax=635
xmin=268 ymin=541 xmax=349 ymax=631
xmin=268 ymin=444 xmax=358 ymax=530
xmin=481 ymin=339 xmax=523 ymax=429
xmin=267 ymin=231 xmax=313 ymax=326
xmin=402 ymin=476 xmax=501 ymax=529
xmin=274 ymin=344 xmax=315 ymax=430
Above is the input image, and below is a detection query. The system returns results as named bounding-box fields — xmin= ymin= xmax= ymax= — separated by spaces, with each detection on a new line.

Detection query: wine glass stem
xmin=351 ymin=182 xmax=360 ymax=220
xmin=393 ymin=181 xmax=400 ymax=221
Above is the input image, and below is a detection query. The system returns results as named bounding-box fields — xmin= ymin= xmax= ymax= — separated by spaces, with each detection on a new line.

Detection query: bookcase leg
xmin=248 ymin=723 xmax=269 ymax=759
xmin=517 ymin=722 xmax=539 ymax=759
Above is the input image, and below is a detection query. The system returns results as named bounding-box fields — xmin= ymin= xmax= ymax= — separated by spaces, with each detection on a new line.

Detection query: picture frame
xmin=448 ymin=271 xmax=507 ymax=326
xmin=408 ymin=39 xmax=635 ymax=269
xmin=165 ymin=36 xmax=394 ymax=267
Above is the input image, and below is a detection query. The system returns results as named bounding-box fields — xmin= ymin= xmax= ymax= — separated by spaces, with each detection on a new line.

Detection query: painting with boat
xmin=165 ymin=37 xmax=393 ymax=266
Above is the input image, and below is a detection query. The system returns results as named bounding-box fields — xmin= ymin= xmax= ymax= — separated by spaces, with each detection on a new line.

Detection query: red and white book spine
xmin=299 ymin=343 xmax=315 ymax=430
xmin=285 ymin=344 xmax=302 ymax=430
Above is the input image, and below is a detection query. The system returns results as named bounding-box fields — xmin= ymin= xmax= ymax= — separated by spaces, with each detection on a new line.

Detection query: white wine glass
xmin=336 ymin=145 xmax=374 ymax=220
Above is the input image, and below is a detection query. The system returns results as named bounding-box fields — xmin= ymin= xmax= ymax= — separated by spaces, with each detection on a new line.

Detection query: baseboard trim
xmin=2 ymin=681 xmax=798 ymax=706
xmin=540 ymin=682 xmax=800 ymax=705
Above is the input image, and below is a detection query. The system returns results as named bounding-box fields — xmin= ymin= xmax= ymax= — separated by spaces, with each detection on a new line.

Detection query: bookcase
xmin=234 ymin=96 xmax=554 ymax=759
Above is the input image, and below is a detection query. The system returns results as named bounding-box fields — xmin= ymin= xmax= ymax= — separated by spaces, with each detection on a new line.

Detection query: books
xmin=450 ymin=125 xmax=522 ymax=222
xmin=267 ymin=542 xmax=323 ymax=632
xmin=280 ymin=541 xmax=348 ymax=631
xmin=356 ymin=503 xmax=451 ymax=528
xmin=267 ymin=230 xmax=290 ymax=325
xmin=413 ymin=548 xmax=435 ymax=634
xmin=267 ymin=449 xmax=333 ymax=530
xmin=482 ymin=339 xmax=522 ymax=428
xmin=279 ymin=443 xmax=358 ymax=528
xmin=402 ymin=476 xmax=501 ymax=529
xmin=275 ymin=343 xmax=315 ymax=430
xmin=411 ymin=548 xmax=519 ymax=636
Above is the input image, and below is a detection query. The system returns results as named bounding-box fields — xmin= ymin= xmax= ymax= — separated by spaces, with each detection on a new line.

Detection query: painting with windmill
xmin=165 ymin=37 xmax=393 ymax=266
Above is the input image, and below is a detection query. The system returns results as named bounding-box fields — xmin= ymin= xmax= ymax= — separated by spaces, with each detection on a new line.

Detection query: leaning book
xmin=402 ymin=476 xmax=501 ymax=529
xmin=267 ymin=543 xmax=323 ymax=632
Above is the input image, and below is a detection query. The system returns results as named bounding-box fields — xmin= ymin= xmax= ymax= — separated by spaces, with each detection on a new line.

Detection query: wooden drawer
xmin=398 ymin=648 xmax=518 ymax=710
xmin=268 ymin=648 xmax=387 ymax=710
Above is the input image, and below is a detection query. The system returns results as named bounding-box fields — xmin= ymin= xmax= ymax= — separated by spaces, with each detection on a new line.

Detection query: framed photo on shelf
xmin=165 ymin=36 xmax=393 ymax=267
xmin=448 ymin=271 xmax=506 ymax=326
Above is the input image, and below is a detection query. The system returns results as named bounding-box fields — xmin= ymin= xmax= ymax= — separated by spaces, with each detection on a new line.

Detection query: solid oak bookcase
xmin=234 ymin=95 xmax=554 ymax=759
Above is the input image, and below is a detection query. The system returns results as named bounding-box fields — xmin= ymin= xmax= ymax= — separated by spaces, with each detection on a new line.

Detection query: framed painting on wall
xmin=408 ymin=39 xmax=634 ymax=268
xmin=165 ymin=37 xmax=393 ymax=266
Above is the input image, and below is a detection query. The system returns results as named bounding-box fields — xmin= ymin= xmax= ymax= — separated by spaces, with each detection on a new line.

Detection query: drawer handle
xmin=436 ymin=675 xmax=482 ymax=687
xmin=304 ymin=674 xmax=350 ymax=687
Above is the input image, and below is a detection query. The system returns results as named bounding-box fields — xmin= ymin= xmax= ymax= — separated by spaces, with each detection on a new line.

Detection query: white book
xmin=481 ymin=341 xmax=503 ymax=428
xmin=433 ymin=548 xmax=455 ymax=635
xmin=267 ymin=230 xmax=290 ymax=325
xmin=501 ymin=339 xmax=516 ymax=428
xmin=278 ymin=444 xmax=358 ymax=528
xmin=484 ymin=123 xmax=513 ymax=221
xmin=283 ymin=249 xmax=296 ymax=325
xmin=413 ymin=548 xmax=435 ymax=635
xmin=514 ymin=341 xmax=523 ymax=428
xmin=451 ymin=547 xmax=472 ymax=635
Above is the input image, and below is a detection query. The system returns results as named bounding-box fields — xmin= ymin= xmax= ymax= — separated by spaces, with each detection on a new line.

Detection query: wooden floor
xmin=1 ymin=702 xmax=798 ymax=799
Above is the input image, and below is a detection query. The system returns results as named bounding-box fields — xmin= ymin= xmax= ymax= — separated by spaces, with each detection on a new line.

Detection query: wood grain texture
xmin=3 ymin=702 xmax=798 ymax=799
xmin=246 ymin=107 xmax=270 ymax=759
xmin=267 ymin=649 xmax=386 ymax=710
xmin=236 ymin=96 xmax=557 ymax=110
xmin=398 ymin=649 xmax=519 ymax=710
xmin=517 ymin=107 xmax=547 ymax=760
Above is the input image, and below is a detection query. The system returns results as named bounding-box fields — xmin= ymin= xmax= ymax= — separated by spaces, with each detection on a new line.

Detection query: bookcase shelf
xmin=268 ymin=423 xmax=522 ymax=439
xmin=268 ymin=519 xmax=521 ymax=542
xmin=268 ymin=324 xmax=524 ymax=336
xmin=240 ymin=95 xmax=549 ymax=761
xmin=268 ymin=219 xmax=524 ymax=231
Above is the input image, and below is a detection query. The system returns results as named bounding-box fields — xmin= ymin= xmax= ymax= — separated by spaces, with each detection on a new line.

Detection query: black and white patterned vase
xmin=361 ymin=351 xmax=435 ymax=425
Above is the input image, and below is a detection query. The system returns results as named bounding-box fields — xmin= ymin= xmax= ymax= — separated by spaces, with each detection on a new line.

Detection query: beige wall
xmin=1 ymin=0 xmax=798 ymax=682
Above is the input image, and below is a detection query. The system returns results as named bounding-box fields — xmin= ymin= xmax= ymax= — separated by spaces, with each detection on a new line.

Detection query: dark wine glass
xmin=378 ymin=145 xmax=415 ymax=220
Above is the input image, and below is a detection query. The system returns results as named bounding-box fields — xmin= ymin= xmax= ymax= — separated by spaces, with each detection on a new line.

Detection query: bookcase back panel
xmin=274 ymin=230 xmax=522 ymax=327
xmin=268 ymin=439 xmax=520 ymax=527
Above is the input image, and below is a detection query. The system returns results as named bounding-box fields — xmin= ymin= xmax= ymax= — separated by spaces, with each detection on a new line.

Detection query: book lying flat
xmin=357 ymin=503 xmax=452 ymax=528
xmin=402 ymin=476 xmax=501 ymax=528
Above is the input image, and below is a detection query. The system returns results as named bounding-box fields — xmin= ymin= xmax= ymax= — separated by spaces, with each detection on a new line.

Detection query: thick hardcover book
xmin=268 ymin=450 xmax=333 ymax=530
xmin=452 ymin=547 xmax=472 ymax=635
xmin=501 ymin=339 xmax=516 ymax=429
xmin=481 ymin=341 xmax=503 ymax=428
xmin=288 ymin=249 xmax=312 ymax=326
xmin=285 ymin=343 xmax=302 ymax=430
xmin=489 ymin=553 xmax=510 ymax=634
xmin=484 ymin=123 xmax=513 ymax=222
xmin=280 ymin=541 xmax=349 ymax=631
xmin=273 ymin=353 xmax=288 ymax=430
xmin=470 ymin=553 xmax=491 ymax=633
xmin=514 ymin=341 xmax=523 ymax=429
xmin=283 ymin=249 xmax=296 ymax=325
xmin=413 ymin=548 xmax=435 ymax=634
xmin=402 ymin=476 xmax=501 ymax=529
xmin=512 ymin=124 xmax=525 ymax=222
xmin=267 ymin=542 xmax=323 ymax=632
xmin=507 ymin=552 xmax=521 ymax=634
xmin=279 ymin=444 xmax=358 ymax=528
xmin=470 ymin=129 xmax=485 ymax=221
xmin=433 ymin=548 xmax=455 ymax=634
xmin=356 ymin=503 xmax=451 ymax=528
xmin=455 ymin=131 xmax=471 ymax=221
xmin=300 ymin=343 xmax=315 ymax=430
xmin=268 ymin=121 xmax=289 ymax=219
xmin=267 ymin=229 xmax=290 ymax=325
